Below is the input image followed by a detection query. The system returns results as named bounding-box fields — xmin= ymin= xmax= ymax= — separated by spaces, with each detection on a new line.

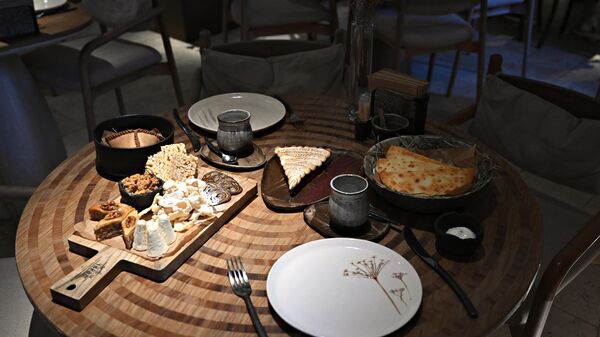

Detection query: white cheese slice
xmin=132 ymin=220 xmax=148 ymax=251
xmin=158 ymin=213 xmax=176 ymax=244
xmin=146 ymin=220 xmax=168 ymax=258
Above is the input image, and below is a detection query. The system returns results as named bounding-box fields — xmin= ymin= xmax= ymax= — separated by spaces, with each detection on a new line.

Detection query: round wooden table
xmin=16 ymin=96 xmax=543 ymax=337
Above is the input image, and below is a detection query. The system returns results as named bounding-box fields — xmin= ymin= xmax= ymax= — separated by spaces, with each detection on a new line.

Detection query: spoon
xmin=172 ymin=109 xmax=201 ymax=152
xmin=203 ymin=136 xmax=238 ymax=165
xmin=172 ymin=109 xmax=238 ymax=165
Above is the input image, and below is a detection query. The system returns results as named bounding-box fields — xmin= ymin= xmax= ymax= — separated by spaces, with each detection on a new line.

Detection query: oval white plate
xmin=188 ymin=93 xmax=286 ymax=134
xmin=267 ymin=238 xmax=422 ymax=337
xmin=34 ymin=0 xmax=67 ymax=13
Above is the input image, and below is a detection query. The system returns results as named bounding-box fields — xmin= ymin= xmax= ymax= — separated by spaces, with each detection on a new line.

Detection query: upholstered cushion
xmin=230 ymin=0 xmax=330 ymax=27
xmin=23 ymin=36 xmax=161 ymax=90
xmin=374 ymin=11 xmax=473 ymax=51
xmin=81 ymin=0 xmax=152 ymax=29
xmin=201 ymin=43 xmax=345 ymax=98
xmin=470 ymin=75 xmax=600 ymax=194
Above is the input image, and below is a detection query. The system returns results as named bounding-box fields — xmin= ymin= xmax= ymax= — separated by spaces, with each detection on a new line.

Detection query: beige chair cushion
xmin=81 ymin=0 xmax=152 ymax=29
xmin=200 ymin=43 xmax=345 ymax=98
xmin=230 ymin=0 xmax=329 ymax=27
xmin=23 ymin=36 xmax=161 ymax=90
xmin=374 ymin=11 xmax=473 ymax=51
xmin=470 ymin=75 xmax=600 ymax=194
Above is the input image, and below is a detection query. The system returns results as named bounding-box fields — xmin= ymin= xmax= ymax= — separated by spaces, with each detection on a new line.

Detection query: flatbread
xmin=376 ymin=145 xmax=476 ymax=196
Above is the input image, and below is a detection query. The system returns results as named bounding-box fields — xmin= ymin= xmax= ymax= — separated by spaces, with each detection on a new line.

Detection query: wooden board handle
xmin=51 ymin=247 xmax=122 ymax=311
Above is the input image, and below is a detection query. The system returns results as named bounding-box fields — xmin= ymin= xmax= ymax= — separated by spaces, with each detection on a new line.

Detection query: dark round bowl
xmin=118 ymin=178 xmax=163 ymax=211
xmin=434 ymin=212 xmax=484 ymax=256
xmin=363 ymin=135 xmax=495 ymax=213
xmin=94 ymin=114 xmax=174 ymax=181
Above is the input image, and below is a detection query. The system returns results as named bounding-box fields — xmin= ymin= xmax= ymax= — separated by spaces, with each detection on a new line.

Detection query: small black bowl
xmin=94 ymin=114 xmax=174 ymax=181
xmin=434 ymin=212 xmax=483 ymax=256
xmin=118 ymin=177 xmax=163 ymax=211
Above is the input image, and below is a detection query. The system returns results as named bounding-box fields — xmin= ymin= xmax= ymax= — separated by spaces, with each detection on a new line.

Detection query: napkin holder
xmin=368 ymin=69 xmax=429 ymax=135
xmin=0 ymin=0 xmax=38 ymax=40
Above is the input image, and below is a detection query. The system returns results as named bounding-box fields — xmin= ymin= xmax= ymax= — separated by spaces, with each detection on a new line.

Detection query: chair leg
xmin=536 ymin=0 xmax=560 ymax=48
xmin=522 ymin=0 xmax=535 ymax=77
xmin=536 ymin=0 xmax=543 ymax=28
xmin=447 ymin=51 xmax=461 ymax=97
xmin=82 ymin=88 xmax=95 ymax=142
xmin=560 ymin=0 xmax=575 ymax=34
xmin=115 ymin=88 xmax=126 ymax=115
xmin=222 ymin=0 xmax=230 ymax=43
xmin=426 ymin=53 xmax=436 ymax=83
xmin=157 ymin=10 xmax=185 ymax=107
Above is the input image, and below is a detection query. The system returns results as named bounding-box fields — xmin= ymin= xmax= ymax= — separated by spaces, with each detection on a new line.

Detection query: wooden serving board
xmin=50 ymin=171 xmax=257 ymax=311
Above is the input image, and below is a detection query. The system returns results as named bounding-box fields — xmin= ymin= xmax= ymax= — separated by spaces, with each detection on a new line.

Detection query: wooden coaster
xmin=304 ymin=201 xmax=390 ymax=242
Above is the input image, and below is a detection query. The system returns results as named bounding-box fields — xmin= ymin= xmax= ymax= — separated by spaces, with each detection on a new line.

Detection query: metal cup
xmin=328 ymin=174 xmax=369 ymax=228
xmin=216 ymin=109 xmax=253 ymax=155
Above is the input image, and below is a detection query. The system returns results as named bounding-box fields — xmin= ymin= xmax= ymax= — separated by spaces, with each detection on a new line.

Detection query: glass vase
xmin=349 ymin=21 xmax=374 ymax=120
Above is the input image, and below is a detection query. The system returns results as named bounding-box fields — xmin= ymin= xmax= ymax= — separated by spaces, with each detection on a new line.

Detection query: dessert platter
xmin=51 ymin=143 xmax=257 ymax=311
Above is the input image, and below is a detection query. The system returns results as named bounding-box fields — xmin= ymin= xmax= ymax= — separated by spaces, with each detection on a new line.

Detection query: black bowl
xmin=118 ymin=177 xmax=163 ymax=211
xmin=94 ymin=114 xmax=174 ymax=181
xmin=363 ymin=135 xmax=494 ymax=213
xmin=434 ymin=212 xmax=483 ymax=256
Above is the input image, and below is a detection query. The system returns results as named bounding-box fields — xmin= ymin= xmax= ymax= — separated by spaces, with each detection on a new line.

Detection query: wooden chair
xmin=372 ymin=0 xmax=488 ymax=99
xmin=445 ymin=54 xmax=600 ymax=336
xmin=194 ymin=29 xmax=346 ymax=101
xmin=445 ymin=53 xmax=600 ymax=124
xmin=468 ymin=0 xmax=535 ymax=76
xmin=221 ymin=0 xmax=339 ymax=42
xmin=23 ymin=0 xmax=184 ymax=141
xmin=536 ymin=0 xmax=586 ymax=48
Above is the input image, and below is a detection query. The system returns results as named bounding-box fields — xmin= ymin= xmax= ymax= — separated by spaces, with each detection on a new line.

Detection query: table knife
xmin=404 ymin=226 xmax=479 ymax=318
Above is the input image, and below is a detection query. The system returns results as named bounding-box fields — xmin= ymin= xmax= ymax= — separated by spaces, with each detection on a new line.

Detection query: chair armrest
xmin=442 ymin=104 xmax=477 ymax=125
xmin=0 ymin=185 xmax=36 ymax=199
xmin=79 ymin=4 xmax=165 ymax=62
xmin=521 ymin=211 xmax=600 ymax=337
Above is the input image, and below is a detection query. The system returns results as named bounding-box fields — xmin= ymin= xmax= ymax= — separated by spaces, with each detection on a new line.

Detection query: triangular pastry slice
xmin=274 ymin=146 xmax=331 ymax=190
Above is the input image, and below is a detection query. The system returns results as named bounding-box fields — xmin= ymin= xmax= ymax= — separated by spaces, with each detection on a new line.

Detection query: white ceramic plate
xmin=34 ymin=0 xmax=67 ymax=13
xmin=188 ymin=93 xmax=286 ymax=134
xmin=267 ymin=238 xmax=422 ymax=337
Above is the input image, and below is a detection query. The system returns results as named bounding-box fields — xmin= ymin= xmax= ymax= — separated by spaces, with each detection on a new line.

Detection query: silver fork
xmin=226 ymin=257 xmax=268 ymax=337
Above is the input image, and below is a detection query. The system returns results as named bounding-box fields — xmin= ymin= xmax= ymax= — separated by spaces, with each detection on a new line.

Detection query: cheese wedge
xmin=274 ymin=146 xmax=331 ymax=190
xmin=376 ymin=145 xmax=476 ymax=196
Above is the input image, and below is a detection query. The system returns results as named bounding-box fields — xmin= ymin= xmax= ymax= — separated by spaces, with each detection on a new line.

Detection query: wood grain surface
xmin=15 ymin=96 xmax=543 ymax=337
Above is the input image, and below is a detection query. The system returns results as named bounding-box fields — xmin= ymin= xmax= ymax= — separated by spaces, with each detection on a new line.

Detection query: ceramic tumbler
xmin=328 ymin=174 xmax=369 ymax=228
xmin=216 ymin=109 xmax=253 ymax=155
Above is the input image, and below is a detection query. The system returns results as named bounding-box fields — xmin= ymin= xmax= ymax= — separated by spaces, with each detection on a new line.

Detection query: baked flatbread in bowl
xmin=363 ymin=136 xmax=494 ymax=213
